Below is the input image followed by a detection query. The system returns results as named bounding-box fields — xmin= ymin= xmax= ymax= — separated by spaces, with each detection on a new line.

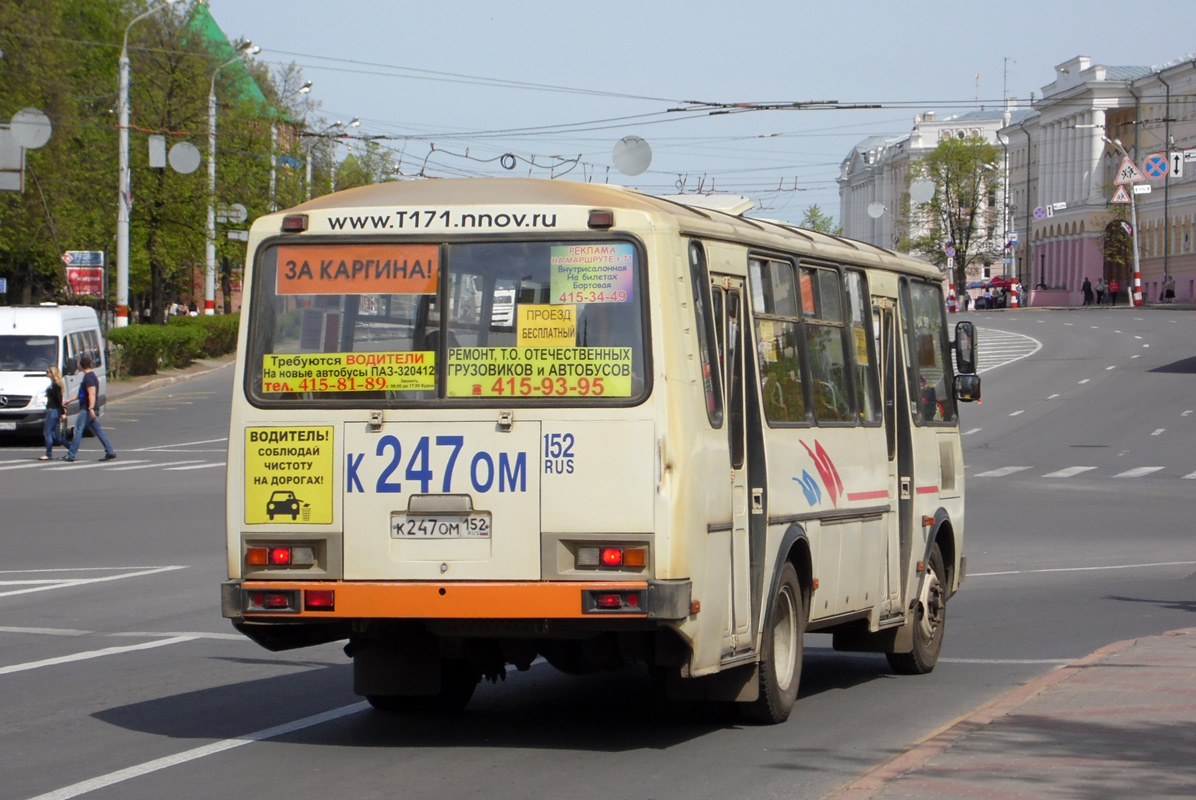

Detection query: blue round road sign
xmin=1033 ymin=206 xmax=1047 ymax=220
xmin=1142 ymin=153 xmax=1168 ymax=180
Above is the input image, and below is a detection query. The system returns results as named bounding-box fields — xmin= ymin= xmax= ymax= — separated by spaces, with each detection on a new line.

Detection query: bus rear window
xmin=246 ymin=239 xmax=648 ymax=406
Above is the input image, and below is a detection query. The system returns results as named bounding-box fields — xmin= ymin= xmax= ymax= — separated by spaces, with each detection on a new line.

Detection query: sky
xmin=211 ymin=0 xmax=1196 ymax=225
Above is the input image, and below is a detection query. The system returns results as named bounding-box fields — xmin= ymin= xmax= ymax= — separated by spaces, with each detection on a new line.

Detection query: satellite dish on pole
xmin=613 ymin=136 xmax=652 ymax=176
xmin=10 ymin=108 xmax=52 ymax=149
xmin=168 ymin=142 xmax=201 ymax=174
xmin=867 ymin=202 xmax=886 ymax=219
xmin=909 ymin=178 xmax=936 ymax=204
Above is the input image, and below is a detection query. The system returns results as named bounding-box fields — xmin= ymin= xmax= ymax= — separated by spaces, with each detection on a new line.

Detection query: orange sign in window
xmin=275 ymin=244 xmax=438 ymax=296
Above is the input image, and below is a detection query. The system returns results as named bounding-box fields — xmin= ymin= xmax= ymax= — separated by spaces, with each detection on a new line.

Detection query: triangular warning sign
xmin=1110 ymin=184 xmax=1132 ymax=204
xmin=1114 ymin=156 xmax=1144 ymax=185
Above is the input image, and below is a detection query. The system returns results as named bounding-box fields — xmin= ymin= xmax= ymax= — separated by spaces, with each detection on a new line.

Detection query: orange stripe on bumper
xmin=239 ymin=580 xmax=650 ymax=619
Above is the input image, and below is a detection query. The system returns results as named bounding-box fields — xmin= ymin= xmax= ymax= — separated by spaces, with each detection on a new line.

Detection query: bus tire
xmin=366 ymin=659 xmax=479 ymax=713
xmin=887 ymin=543 xmax=946 ymax=675
xmin=743 ymin=562 xmax=804 ymax=724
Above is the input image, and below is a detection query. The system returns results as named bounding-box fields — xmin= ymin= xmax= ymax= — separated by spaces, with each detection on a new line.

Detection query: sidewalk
xmin=107 ymin=352 xmax=236 ymax=402
xmin=829 ymin=626 xmax=1196 ymax=799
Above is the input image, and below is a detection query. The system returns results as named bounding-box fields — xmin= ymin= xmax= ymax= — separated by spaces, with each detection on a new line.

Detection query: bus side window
xmin=689 ymin=242 xmax=723 ymax=427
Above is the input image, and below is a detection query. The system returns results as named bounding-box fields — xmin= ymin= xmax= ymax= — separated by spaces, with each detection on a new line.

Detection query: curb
xmin=825 ymin=626 xmax=1196 ymax=799
xmin=108 ymin=358 xmax=235 ymax=404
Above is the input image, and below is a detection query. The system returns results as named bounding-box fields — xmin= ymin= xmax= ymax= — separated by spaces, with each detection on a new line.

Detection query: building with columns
xmin=842 ymin=53 xmax=1196 ymax=306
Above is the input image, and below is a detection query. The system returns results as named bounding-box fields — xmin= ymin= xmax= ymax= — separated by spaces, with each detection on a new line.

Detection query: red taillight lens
xmin=596 ymin=593 xmax=622 ymax=609
xmin=305 ymin=590 xmax=334 ymax=611
xmin=600 ymin=548 xmax=623 ymax=566
xmin=626 ymin=593 xmax=640 ymax=608
xmin=281 ymin=214 xmax=308 ymax=232
xmin=269 ymin=547 xmax=292 ymax=565
xmin=264 ymin=593 xmax=289 ymax=609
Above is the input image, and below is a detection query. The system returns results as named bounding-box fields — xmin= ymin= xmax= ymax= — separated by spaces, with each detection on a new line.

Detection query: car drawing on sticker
xmin=267 ymin=490 xmax=302 ymax=520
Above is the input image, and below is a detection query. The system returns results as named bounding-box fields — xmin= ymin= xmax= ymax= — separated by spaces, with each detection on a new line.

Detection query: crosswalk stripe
xmin=1184 ymin=472 xmax=1196 ymax=480
xmin=107 ymin=460 xmax=205 ymax=472
xmin=1042 ymin=466 xmax=1097 ymax=478
xmin=0 ymin=461 xmax=54 ymax=472
xmin=1112 ymin=467 xmax=1165 ymax=478
xmin=975 ymin=466 xmax=1032 ymax=477
xmin=43 ymin=459 xmax=149 ymax=472
xmin=163 ymin=462 xmax=226 ymax=471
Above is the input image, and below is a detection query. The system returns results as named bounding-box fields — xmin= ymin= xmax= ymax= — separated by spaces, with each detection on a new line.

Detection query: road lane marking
xmin=1151 ymin=429 xmax=1165 ymax=436
xmin=1112 ymin=466 xmax=1164 ymax=478
xmin=1132 ymin=355 xmax=1140 ymax=359
xmin=1042 ymin=466 xmax=1097 ymax=478
xmin=1105 ymin=365 xmax=1116 ymax=371
xmin=1184 ymin=471 xmax=1196 ymax=480
xmin=42 ymin=460 xmax=149 ymax=472
xmin=1047 ymin=393 xmax=1060 ymax=400
xmin=26 ymin=702 xmax=370 ymax=800
xmin=1134 ymin=335 xmax=1143 ymax=340
xmin=1090 ymin=325 xmax=1099 ymax=329
xmin=0 ymin=461 xmax=56 ymax=472
xmin=1009 ymin=410 xmax=1024 ymax=417
xmin=135 ymin=437 xmax=228 ymax=451
xmin=975 ymin=466 xmax=1031 ymax=477
xmin=1183 ymin=411 xmax=1193 ymax=417
xmin=0 ymin=625 xmax=245 ymax=641
xmin=106 ymin=460 xmax=205 ymax=472
xmin=971 ymin=560 xmax=1196 ymax=577
xmin=1078 ymin=379 xmax=1090 ymax=384
xmin=962 ymin=428 xmax=981 ymax=436
xmin=941 ymin=658 xmax=1074 ymax=665
xmin=0 ymin=635 xmax=198 ymax=676
xmin=164 ymin=462 xmax=225 ymax=471
xmin=0 ymin=566 xmax=185 ymax=599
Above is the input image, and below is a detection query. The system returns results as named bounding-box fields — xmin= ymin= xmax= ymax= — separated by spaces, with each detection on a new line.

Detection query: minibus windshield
xmin=0 ymin=336 xmax=59 ymax=372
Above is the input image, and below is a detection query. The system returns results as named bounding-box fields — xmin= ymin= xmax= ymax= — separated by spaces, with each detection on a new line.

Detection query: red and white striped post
xmin=1132 ymin=270 xmax=1143 ymax=306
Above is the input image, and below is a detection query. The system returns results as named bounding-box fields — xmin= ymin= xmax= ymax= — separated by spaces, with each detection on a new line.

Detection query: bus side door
xmin=712 ymin=275 xmax=753 ymax=652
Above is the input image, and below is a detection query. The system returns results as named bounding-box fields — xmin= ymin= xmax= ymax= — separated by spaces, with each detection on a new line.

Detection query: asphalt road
xmin=1 ymin=307 xmax=1193 ymax=800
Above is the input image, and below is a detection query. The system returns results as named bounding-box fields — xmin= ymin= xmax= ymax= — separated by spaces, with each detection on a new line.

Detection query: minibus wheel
xmin=887 ymin=543 xmax=946 ymax=675
xmin=743 ymin=561 xmax=804 ymax=724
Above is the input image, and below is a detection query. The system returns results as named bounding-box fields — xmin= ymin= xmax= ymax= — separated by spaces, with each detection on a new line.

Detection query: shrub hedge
xmin=107 ymin=314 xmax=240 ymax=378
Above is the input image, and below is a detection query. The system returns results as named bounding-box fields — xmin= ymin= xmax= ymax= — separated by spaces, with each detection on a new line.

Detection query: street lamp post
xmin=1104 ymin=136 xmax=1143 ymax=307
xmin=205 ymin=42 xmax=259 ymax=315
xmin=304 ymin=117 xmax=357 ymax=201
xmin=269 ymin=80 xmax=313 ymax=212
xmin=116 ymin=0 xmax=179 ymax=328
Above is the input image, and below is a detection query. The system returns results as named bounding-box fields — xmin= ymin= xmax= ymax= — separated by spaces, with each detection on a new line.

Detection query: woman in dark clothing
xmin=41 ymin=365 xmax=70 ymax=460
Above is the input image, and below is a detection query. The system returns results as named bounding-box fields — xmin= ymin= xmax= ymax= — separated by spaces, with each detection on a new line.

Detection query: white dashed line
xmin=1009 ymin=410 xmax=1025 ymax=417
xmin=975 ymin=466 xmax=1032 ymax=477
xmin=963 ymin=428 xmax=982 ymax=436
xmin=1152 ymin=429 xmax=1165 ymax=436
xmin=1047 ymin=393 xmax=1060 ymax=400
xmin=1079 ymin=379 xmax=1090 ymax=384
xmin=0 ymin=636 xmax=198 ymax=676
xmin=1112 ymin=467 xmax=1164 ymax=478
xmin=1105 ymin=365 xmax=1116 ymax=371
xmin=1042 ymin=466 xmax=1097 ymax=478
xmin=164 ymin=462 xmax=226 ymax=471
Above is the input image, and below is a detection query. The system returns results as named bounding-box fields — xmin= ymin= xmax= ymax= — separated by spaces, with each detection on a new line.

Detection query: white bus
xmin=222 ymin=178 xmax=980 ymax=723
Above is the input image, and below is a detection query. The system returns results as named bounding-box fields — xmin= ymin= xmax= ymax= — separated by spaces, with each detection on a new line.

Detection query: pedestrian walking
xmin=982 ymin=287 xmax=993 ymax=309
xmin=1095 ymin=277 xmax=1106 ymax=305
xmin=63 ymin=355 xmax=116 ymax=463
xmin=1109 ymin=278 xmax=1120 ymax=306
xmin=1082 ymin=277 xmax=1093 ymax=305
xmin=40 ymin=365 xmax=70 ymax=460
xmin=1164 ymin=275 xmax=1176 ymax=303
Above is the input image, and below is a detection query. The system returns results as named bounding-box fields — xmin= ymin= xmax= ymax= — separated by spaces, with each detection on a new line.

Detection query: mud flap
xmin=665 ymin=663 xmax=760 ymax=702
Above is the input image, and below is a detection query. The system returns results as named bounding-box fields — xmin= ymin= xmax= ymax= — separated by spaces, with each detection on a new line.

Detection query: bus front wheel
xmin=743 ymin=562 xmax=805 ymax=724
xmin=887 ymin=543 xmax=947 ymax=675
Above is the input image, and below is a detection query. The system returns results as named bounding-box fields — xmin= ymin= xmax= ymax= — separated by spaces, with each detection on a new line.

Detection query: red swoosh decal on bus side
xmin=815 ymin=440 xmax=844 ymax=498
xmin=915 ymin=486 xmax=940 ymax=495
xmin=846 ymin=490 xmax=889 ymax=501
xmin=801 ymin=440 xmax=840 ymax=508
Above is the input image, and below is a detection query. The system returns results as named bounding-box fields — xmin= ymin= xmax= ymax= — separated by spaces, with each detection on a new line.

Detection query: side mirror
xmin=954 ymin=374 xmax=981 ymax=403
xmin=954 ymin=320 xmax=977 ymax=375
xmin=63 ymin=357 xmax=77 ymax=376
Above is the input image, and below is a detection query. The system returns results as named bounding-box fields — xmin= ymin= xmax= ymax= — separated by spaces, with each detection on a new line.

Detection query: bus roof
xmin=287 ymin=178 xmax=940 ymax=279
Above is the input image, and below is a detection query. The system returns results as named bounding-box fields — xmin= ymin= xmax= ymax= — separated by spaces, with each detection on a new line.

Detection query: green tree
xmin=901 ymin=135 xmax=1002 ymax=291
xmin=800 ymin=204 xmax=843 ymax=236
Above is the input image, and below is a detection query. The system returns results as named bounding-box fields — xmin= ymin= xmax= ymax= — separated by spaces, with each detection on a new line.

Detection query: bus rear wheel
xmin=887 ymin=543 xmax=947 ymax=675
xmin=743 ymin=562 xmax=805 ymax=724
xmin=367 ymin=659 xmax=479 ymax=713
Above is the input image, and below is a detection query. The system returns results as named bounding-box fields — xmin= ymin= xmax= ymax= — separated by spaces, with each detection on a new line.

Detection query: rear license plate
xmin=391 ymin=512 xmax=492 ymax=539
xmin=0 ymin=422 xmax=16 ymax=431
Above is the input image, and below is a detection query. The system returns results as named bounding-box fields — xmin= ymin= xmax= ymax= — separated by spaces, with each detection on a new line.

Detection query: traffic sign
xmin=1142 ymin=153 xmax=1168 ymax=180
xmin=62 ymin=250 xmax=104 ymax=267
xmin=945 ymin=246 xmax=956 ymax=258
xmin=1009 ymin=230 xmax=1019 ymax=243
xmin=1169 ymin=151 xmax=1184 ymax=179
xmin=1133 ymin=183 xmax=1152 ymax=194
xmin=1185 ymin=148 xmax=1196 ymax=162
xmin=1033 ymin=206 xmax=1047 ymax=220
xmin=65 ymin=266 xmax=103 ymax=295
xmin=1110 ymin=185 xmax=1132 ymax=204
xmin=1051 ymin=202 xmax=1067 ymax=211
xmin=1114 ymin=156 xmax=1145 ymax=185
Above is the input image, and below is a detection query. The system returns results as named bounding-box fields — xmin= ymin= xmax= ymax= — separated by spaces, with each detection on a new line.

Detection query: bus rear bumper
xmin=222 ymin=579 xmax=691 ymax=623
